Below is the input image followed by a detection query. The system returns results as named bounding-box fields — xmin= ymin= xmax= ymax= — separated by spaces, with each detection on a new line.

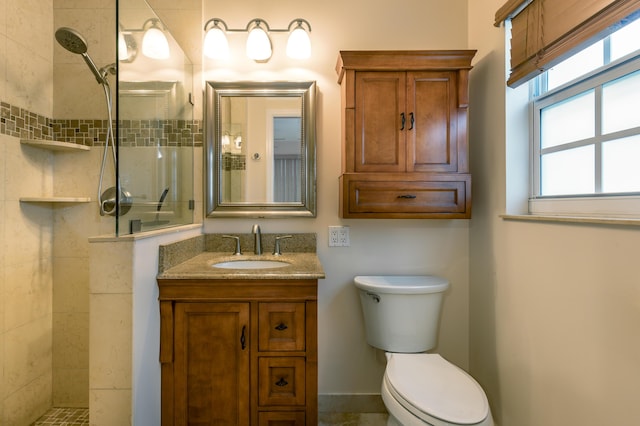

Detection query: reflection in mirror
xmin=205 ymin=81 xmax=316 ymax=217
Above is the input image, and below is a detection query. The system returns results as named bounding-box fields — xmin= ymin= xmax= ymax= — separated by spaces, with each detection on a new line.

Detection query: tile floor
xmin=31 ymin=408 xmax=88 ymax=425
xmin=34 ymin=407 xmax=388 ymax=425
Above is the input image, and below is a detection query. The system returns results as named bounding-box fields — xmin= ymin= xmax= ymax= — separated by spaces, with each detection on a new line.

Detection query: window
xmin=529 ymin=16 xmax=640 ymax=217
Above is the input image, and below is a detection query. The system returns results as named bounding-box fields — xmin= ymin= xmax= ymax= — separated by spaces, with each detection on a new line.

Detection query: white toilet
xmin=354 ymin=275 xmax=493 ymax=426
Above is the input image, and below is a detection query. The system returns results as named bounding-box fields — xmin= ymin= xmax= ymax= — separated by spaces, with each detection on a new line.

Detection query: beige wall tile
xmin=5 ymin=36 xmax=53 ymax=117
xmin=4 ymin=139 xmax=53 ymax=201
xmin=53 ymin=312 xmax=88 ymax=369
xmin=89 ymin=293 xmax=131 ymax=389
xmin=0 ymin=332 xmax=4 ymax=421
xmin=53 ymin=258 xmax=89 ymax=313
xmin=89 ymin=242 xmax=133 ymax=294
xmin=4 ymin=259 xmax=52 ymax=331
xmin=54 ymin=0 xmax=115 ymax=10
xmin=53 ymin=206 xmax=94 ymax=258
xmin=0 ymin=33 xmax=6 ymax=101
xmin=6 ymin=0 xmax=53 ymax=60
xmin=0 ymin=135 xmax=6 ymax=202
xmin=4 ymin=316 xmax=52 ymax=395
xmin=0 ymin=0 xmax=6 ymax=36
xmin=89 ymin=389 xmax=131 ymax=426
xmin=53 ymin=64 xmax=108 ymax=119
xmin=53 ymin=367 xmax=89 ymax=407
xmin=3 ymin=201 xmax=53 ymax=267
xmin=3 ymin=372 xmax=51 ymax=426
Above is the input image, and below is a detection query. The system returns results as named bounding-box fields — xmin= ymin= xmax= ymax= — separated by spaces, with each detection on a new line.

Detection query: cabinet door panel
xmin=408 ymin=71 xmax=458 ymax=172
xmin=174 ymin=302 xmax=250 ymax=425
xmin=355 ymin=72 xmax=406 ymax=172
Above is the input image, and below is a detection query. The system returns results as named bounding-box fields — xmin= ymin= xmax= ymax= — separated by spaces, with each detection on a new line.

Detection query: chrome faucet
xmin=252 ymin=224 xmax=262 ymax=254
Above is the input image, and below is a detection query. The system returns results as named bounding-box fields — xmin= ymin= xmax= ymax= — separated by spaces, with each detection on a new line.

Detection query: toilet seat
xmin=385 ymin=353 xmax=489 ymax=425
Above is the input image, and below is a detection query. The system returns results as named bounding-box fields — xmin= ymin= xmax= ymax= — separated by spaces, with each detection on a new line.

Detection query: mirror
xmin=205 ymin=81 xmax=317 ymax=217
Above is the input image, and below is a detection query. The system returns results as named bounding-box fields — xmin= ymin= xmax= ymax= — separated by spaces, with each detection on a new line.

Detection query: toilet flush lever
xmin=366 ymin=292 xmax=380 ymax=303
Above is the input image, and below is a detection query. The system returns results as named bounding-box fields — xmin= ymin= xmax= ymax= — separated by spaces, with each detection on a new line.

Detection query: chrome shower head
xmin=55 ymin=27 xmax=107 ymax=85
xmin=55 ymin=27 xmax=88 ymax=54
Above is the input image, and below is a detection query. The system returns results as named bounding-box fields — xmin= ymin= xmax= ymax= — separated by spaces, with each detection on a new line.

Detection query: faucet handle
xmin=273 ymin=235 xmax=293 ymax=256
xmin=222 ymin=235 xmax=242 ymax=255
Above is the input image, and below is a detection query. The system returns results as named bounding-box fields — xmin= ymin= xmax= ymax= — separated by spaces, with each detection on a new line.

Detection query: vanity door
xmin=173 ymin=302 xmax=250 ymax=425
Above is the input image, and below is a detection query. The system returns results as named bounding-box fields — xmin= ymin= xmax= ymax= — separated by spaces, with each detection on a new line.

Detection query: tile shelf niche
xmin=19 ymin=138 xmax=92 ymax=204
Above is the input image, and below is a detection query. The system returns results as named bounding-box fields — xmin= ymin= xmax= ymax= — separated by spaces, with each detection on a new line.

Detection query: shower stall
xmin=57 ymin=0 xmax=195 ymax=236
xmin=38 ymin=0 xmax=195 ymax=422
xmin=115 ymin=0 xmax=195 ymax=235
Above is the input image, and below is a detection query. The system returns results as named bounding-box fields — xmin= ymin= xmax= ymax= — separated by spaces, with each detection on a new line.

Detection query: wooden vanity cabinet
xmin=158 ymin=278 xmax=318 ymax=426
xmin=336 ymin=50 xmax=476 ymax=218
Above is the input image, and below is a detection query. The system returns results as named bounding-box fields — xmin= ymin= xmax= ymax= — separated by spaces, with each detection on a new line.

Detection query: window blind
xmin=495 ymin=0 xmax=640 ymax=87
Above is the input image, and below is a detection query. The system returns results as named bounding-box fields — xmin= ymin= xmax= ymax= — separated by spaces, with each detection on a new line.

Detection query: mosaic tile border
xmin=0 ymin=100 xmax=202 ymax=147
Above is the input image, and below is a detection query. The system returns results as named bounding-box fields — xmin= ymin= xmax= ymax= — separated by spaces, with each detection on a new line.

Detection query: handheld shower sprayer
xmin=55 ymin=26 xmax=131 ymax=217
xmin=55 ymin=27 xmax=109 ymax=84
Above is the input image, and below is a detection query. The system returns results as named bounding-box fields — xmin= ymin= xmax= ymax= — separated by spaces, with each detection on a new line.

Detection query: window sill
xmin=501 ymin=214 xmax=640 ymax=227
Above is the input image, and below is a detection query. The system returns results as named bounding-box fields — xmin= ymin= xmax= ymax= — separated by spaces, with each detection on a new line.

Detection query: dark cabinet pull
xmin=400 ymin=112 xmax=406 ymax=130
xmin=240 ymin=325 xmax=246 ymax=350
xmin=275 ymin=323 xmax=288 ymax=331
xmin=275 ymin=378 xmax=288 ymax=387
xmin=397 ymin=194 xmax=417 ymax=199
xmin=409 ymin=112 xmax=414 ymax=130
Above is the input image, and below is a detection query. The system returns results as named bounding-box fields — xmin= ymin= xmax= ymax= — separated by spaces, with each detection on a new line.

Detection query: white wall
xmin=468 ymin=1 xmax=640 ymax=425
xmin=200 ymin=0 xmax=471 ymax=396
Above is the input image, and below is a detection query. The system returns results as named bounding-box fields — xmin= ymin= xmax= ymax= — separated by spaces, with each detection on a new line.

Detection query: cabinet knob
xmin=409 ymin=112 xmax=414 ymax=130
xmin=240 ymin=325 xmax=246 ymax=350
xmin=397 ymin=194 xmax=417 ymax=199
xmin=400 ymin=112 xmax=406 ymax=130
xmin=275 ymin=378 xmax=289 ymax=387
xmin=275 ymin=323 xmax=288 ymax=331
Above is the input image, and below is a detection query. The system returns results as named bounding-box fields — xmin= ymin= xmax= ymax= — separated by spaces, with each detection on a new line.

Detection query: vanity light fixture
xmin=118 ymin=26 xmax=137 ymax=63
xmin=119 ymin=18 xmax=170 ymax=61
xmin=245 ymin=20 xmax=272 ymax=61
xmin=203 ymin=19 xmax=230 ymax=59
xmin=203 ymin=18 xmax=312 ymax=62
xmin=141 ymin=18 xmax=170 ymax=59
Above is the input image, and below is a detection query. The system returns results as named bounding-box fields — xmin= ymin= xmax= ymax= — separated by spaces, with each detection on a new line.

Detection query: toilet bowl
xmin=354 ymin=276 xmax=493 ymax=426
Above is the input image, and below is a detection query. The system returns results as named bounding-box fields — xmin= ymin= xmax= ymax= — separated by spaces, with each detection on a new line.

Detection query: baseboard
xmin=318 ymin=393 xmax=387 ymax=413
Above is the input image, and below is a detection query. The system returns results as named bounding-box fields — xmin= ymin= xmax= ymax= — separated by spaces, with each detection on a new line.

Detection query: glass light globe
xmin=286 ymin=27 xmax=311 ymax=59
xmin=203 ymin=27 xmax=229 ymax=59
xmin=246 ymin=26 xmax=272 ymax=61
xmin=118 ymin=33 xmax=129 ymax=61
xmin=142 ymin=27 xmax=170 ymax=59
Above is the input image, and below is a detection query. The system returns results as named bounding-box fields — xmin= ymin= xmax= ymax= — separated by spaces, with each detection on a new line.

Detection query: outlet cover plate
xmin=329 ymin=226 xmax=350 ymax=247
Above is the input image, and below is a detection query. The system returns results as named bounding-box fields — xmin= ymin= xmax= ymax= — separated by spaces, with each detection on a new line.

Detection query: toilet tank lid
xmin=354 ymin=275 xmax=449 ymax=294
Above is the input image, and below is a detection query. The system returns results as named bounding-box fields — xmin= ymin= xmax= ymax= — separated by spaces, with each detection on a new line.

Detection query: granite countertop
xmin=157 ymin=251 xmax=325 ymax=280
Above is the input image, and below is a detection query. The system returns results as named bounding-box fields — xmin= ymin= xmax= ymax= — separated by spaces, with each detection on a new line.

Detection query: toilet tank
xmin=354 ymin=275 xmax=449 ymax=353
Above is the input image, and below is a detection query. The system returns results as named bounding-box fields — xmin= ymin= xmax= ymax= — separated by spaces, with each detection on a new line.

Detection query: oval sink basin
xmin=212 ymin=260 xmax=290 ymax=269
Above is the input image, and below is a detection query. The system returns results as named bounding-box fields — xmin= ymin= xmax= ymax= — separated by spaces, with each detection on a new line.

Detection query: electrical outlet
xmin=329 ymin=226 xmax=350 ymax=247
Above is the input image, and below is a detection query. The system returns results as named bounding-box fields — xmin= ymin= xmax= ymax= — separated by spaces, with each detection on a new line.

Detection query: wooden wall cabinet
xmin=336 ymin=50 xmax=476 ymax=218
xmin=158 ymin=279 xmax=318 ymax=426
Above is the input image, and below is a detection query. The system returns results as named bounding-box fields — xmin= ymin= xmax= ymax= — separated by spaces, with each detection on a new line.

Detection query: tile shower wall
xmin=1 ymin=0 xmax=56 ymax=423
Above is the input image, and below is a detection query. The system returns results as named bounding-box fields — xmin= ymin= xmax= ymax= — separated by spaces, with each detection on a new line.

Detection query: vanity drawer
xmin=340 ymin=173 xmax=471 ymax=218
xmin=258 ymin=303 xmax=306 ymax=351
xmin=258 ymin=357 xmax=306 ymax=406
xmin=258 ymin=411 xmax=305 ymax=426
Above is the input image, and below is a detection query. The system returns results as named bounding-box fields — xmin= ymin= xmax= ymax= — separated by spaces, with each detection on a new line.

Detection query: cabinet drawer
xmin=258 ymin=357 xmax=306 ymax=406
xmin=340 ymin=173 xmax=471 ymax=218
xmin=259 ymin=303 xmax=306 ymax=352
xmin=258 ymin=411 xmax=305 ymax=426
